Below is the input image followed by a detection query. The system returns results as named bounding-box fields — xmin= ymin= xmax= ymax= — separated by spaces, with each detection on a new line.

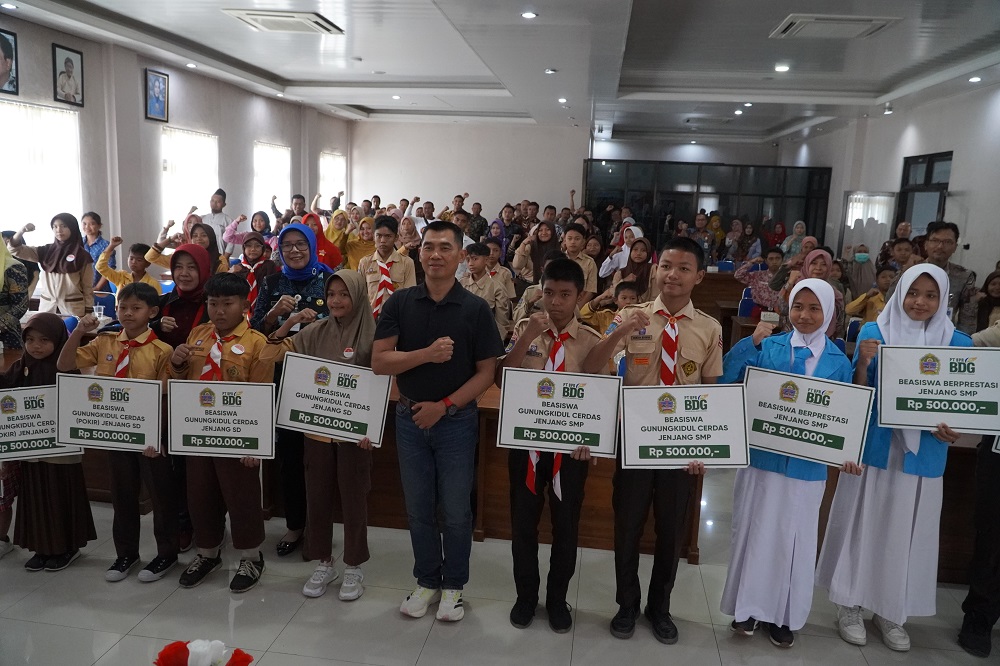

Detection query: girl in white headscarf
xmin=599 ymin=226 xmax=645 ymax=278
xmin=720 ymin=279 xmax=856 ymax=648
xmin=816 ymin=264 xmax=972 ymax=652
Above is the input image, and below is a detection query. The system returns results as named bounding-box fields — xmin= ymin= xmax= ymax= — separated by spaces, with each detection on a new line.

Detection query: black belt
xmin=397 ymin=394 xmax=417 ymax=409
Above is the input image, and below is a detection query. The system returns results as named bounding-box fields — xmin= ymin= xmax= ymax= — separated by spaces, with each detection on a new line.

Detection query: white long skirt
xmin=721 ymin=466 xmax=825 ymax=630
xmin=815 ymin=433 xmax=942 ymax=625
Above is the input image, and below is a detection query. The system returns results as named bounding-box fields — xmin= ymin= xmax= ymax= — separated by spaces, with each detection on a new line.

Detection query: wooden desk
xmin=717 ymin=300 xmax=740 ymax=353
xmin=692 ymin=273 xmax=747 ymax=322
xmin=729 ymin=316 xmax=757 ymax=349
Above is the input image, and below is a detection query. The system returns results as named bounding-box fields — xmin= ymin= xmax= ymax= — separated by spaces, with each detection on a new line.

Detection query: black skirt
xmin=13 ymin=462 xmax=96 ymax=555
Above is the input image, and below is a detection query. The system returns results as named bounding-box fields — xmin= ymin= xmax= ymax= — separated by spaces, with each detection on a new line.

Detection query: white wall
xmin=592 ymin=138 xmax=780 ymax=165
xmin=350 ymin=122 xmax=590 ymax=216
xmin=780 ymin=83 xmax=1000 ymax=281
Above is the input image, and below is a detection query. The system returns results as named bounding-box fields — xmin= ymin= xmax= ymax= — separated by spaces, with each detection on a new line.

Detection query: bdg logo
xmin=919 ymin=353 xmax=941 ymax=375
xmin=314 ymin=366 xmax=331 ymax=386
xmin=779 ymin=380 xmax=799 ymax=402
xmin=23 ymin=395 xmax=45 ymax=410
xmin=537 ymin=378 xmax=555 ymax=399
xmin=684 ymin=394 xmax=708 ymax=411
xmin=222 ymin=391 xmax=242 ymax=406
xmin=87 ymin=383 xmax=104 ymax=402
xmin=199 ymin=388 xmax=216 ymax=408
xmin=0 ymin=395 xmax=15 ymax=414
xmin=657 ymin=392 xmax=677 ymax=414
xmin=110 ymin=388 xmax=130 ymax=403
xmin=337 ymin=373 xmax=359 ymax=389
xmin=949 ymin=357 xmax=976 ymax=374
xmin=562 ymin=383 xmax=586 ymax=399
xmin=806 ymin=388 xmax=833 ymax=406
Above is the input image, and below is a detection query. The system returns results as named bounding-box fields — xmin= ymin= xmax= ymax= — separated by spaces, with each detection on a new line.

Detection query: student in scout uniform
xmin=169 ymin=273 xmax=272 ymax=593
xmin=96 ymin=238 xmax=162 ymax=295
xmin=498 ymin=259 xmax=604 ymax=633
xmin=57 ymin=283 xmax=180 ymax=583
xmin=263 ymin=270 xmax=376 ymax=601
xmin=580 ymin=281 xmax=641 ymax=335
xmin=484 ymin=237 xmax=516 ymax=302
xmin=228 ymin=231 xmax=278 ymax=316
xmin=583 ymin=236 xmax=722 ymax=645
xmin=357 ymin=216 xmax=416 ymax=318
xmin=460 ymin=243 xmax=510 ymax=339
xmin=512 ymin=250 xmax=566 ymax=324
xmin=816 ymin=264 xmax=972 ymax=652
xmin=845 ymin=264 xmax=895 ymax=324
xmin=719 ymin=278 xmax=858 ymax=648
xmin=560 ymin=223 xmax=598 ymax=305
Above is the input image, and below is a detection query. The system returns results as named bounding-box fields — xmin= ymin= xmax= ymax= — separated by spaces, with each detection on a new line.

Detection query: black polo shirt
xmin=375 ymin=280 xmax=504 ymax=403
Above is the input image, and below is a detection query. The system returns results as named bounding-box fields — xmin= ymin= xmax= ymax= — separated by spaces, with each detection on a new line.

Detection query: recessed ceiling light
xmin=690 ymin=140 xmax=697 ymax=144
xmin=774 ymin=64 xmax=790 ymax=72
xmin=392 ymin=95 xmax=400 ymax=100
xmin=734 ymin=109 xmax=743 ymax=115
xmin=1 ymin=3 xmax=17 ymax=9
xmin=186 ymin=63 xmax=197 ymax=69
xmin=521 ymin=11 xmax=538 ymax=19
xmin=706 ymin=520 xmax=714 ymax=526
xmin=276 ymin=93 xmax=284 ymax=97
xmin=744 ymin=102 xmax=753 ymax=107
xmin=544 ymin=68 xmax=557 ymax=74
xmin=557 ymin=97 xmax=567 ymax=103
xmin=601 ymin=161 xmax=606 ymax=165
xmin=969 ymin=76 xmax=982 ymax=83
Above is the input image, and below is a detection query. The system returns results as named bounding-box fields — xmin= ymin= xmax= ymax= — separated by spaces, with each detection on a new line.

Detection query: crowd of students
xmin=0 ymin=190 xmax=998 ymax=659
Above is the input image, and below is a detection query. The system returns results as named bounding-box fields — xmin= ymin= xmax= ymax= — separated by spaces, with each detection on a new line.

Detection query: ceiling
xmin=8 ymin=0 xmax=1000 ymax=143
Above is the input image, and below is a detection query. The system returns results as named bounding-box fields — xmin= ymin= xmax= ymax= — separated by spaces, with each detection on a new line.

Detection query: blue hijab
xmin=278 ymin=223 xmax=334 ymax=280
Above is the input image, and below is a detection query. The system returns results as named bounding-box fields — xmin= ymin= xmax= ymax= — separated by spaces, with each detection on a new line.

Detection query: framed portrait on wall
xmin=144 ymin=68 xmax=168 ymax=122
xmin=0 ymin=29 xmax=17 ymax=96
xmin=52 ymin=43 xmax=83 ymax=107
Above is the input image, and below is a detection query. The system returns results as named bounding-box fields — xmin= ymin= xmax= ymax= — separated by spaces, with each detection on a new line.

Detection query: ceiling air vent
xmin=223 ymin=9 xmax=344 ymax=36
xmin=769 ymin=14 xmax=899 ymax=40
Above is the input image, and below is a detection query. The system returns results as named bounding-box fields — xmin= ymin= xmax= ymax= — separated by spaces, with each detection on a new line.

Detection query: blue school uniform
xmin=853 ymin=321 xmax=972 ymax=478
xmin=723 ymin=332 xmax=852 ymax=481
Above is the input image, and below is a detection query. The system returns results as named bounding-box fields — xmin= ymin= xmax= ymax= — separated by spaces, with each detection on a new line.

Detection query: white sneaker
xmin=339 ymin=566 xmax=364 ymax=601
xmin=0 ymin=539 xmax=13 ymax=559
xmin=302 ymin=563 xmax=339 ymax=598
xmin=400 ymin=586 xmax=441 ymax=618
xmin=435 ymin=589 xmax=465 ymax=622
xmin=836 ymin=605 xmax=867 ymax=645
xmin=873 ymin=614 xmax=910 ymax=651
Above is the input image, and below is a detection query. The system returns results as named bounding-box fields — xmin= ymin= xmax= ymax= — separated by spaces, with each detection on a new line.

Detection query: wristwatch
xmin=441 ymin=396 xmax=458 ymax=416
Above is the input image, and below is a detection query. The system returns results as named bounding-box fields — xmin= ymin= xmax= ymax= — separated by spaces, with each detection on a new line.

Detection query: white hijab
xmin=876 ymin=264 xmax=955 ymax=454
xmin=788 ymin=278 xmax=835 ymax=375
xmin=602 ymin=226 xmax=647 ymax=276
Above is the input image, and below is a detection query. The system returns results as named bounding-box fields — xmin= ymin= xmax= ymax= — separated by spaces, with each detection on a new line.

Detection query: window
xmin=0 ymin=100 xmax=82 ymax=243
xmin=897 ymin=151 xmax=952 ymax=234
xmin=318 ymin=152 xmax=347 ymax=209
xmin=253 ymin=141 xmax=291 ymax=212
xmin=161 ymin=127 xmax=218 ymax=226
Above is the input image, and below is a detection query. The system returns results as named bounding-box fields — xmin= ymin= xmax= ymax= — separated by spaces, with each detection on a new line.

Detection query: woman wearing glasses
xmin=250 ymin=223 xmax=335 ymax=559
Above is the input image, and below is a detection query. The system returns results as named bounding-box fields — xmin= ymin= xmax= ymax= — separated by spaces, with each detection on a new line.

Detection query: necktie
xmin=792 ymin=345 xmax=812 ymax=375
xmin=115 ymin=330 xmax=158 ymax=378
xmin=489 ymin=269 xmax=497 ymax=278
xmin=656 ymin=310 xmax=687 ymax=386
xmin=372 ymin=259 xmax=394 ymax=318
xmin=241 ymin=259 xmax=261 ymax=310
xmin=199 ymin=331 xmax=237 ymax=381
xmin=527 ymin=330 xmax=571 ymax=500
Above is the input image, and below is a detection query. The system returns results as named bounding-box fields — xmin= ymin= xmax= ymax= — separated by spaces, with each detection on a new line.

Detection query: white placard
xmin=744 ymin=367 xmax=874 ymax=466
xmin=621 ymin=384 xmax=749 ymax=468
xmin=57 ymin=374 xmax=162 ymax=452
xmin=497 ymin=367 xmax=621 ymax=458
xmin=0 ymin=386 xmax=82 ymax=461
xmin=878 ymin=345 xmax=1000 ymax=434
xmin=168 ymin=380 xmax=275 ymax=458
xmin=275 ymin=352 xmax=391 ymax=445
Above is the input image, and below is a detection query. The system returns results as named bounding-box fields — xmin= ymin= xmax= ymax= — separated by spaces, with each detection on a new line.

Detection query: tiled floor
xmin=1 ymin=470 xmax=996 ymax=665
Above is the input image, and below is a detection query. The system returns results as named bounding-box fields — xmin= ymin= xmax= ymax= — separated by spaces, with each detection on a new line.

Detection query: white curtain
xmin=0 ymin=100 xmax=82 ymax=243
xmin=252 ymin=141 xmax=291 ymax=214
xmin=161 ymin=127 xmax=218 ymax=226
xmin=318 ymin=152 xmax=347 ymax=208
xmin=842 ymin=192 xmax=895 ymax=253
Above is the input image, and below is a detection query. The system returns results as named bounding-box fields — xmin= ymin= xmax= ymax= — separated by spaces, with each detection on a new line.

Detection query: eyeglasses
xmin=280 ymin=241 xmax=310 ymax=252
xmin=925 ymin=238 xmax=957 ymax=247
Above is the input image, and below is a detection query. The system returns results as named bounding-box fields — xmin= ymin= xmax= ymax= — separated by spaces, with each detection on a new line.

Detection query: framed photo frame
xmin=144 ymin=68 xmax=168 ymax=122
xmin=52 ymin=43 xmax=83 ymax=107
xmin=0 ymin=29 xmax=17 ymax=96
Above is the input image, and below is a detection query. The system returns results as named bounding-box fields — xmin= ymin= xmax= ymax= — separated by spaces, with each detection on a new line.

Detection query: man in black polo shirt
xmin=373 ymin=220 xmax=503 ymax=623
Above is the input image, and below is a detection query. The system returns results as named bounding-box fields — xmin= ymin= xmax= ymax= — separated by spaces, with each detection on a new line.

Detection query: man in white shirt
xmin=201 ymin=188 xmax=235 ymax=256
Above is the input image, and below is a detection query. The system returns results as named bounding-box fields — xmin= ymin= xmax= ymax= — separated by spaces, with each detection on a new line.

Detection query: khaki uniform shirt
xmin=357 ymin=249 xmax=416 ymax=308
xmin=579 ymin=302 xmax=617 ymax=336
xmin=508 ymin=316 xmax=605 ymax=374
xmin=96 ymin=251 xmax=162 ymax=296
xmin=489 ymin=266 xmax=517 ymax=300
xmin=460 ymin=272 xmax=510 ymax=337
xmin=610 ymin=296 xmax=723 ymax=386
xmin=74 ymin=328 xmax=172 ymax=390
xmin=512 ymin=284 xmax=544 ymax=323
xmin=569 ymin=252 xmax=598 ymax=294
xmin=170 ymin=319 xmax=272 ymax=384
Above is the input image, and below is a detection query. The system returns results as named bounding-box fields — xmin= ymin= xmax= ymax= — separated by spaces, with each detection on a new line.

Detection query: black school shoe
xmin=24 ymin=553 xmax=48 ymax=572
xmin=644 ymin=606 xmax=679 ymax=645
xmin=730 ymin=617 xmax=758 ymax=636
xmin=958 ymin=615 xmax=992 ymax=658
xmin=610 ymin=604 xmax=640 ymax=639
xmin=105 ymin=554 xmax=141 ymax=582
xmin=45 ymin=550 xmax=81 ymax=571
xmin=138 ymin=555 xmax=178 ymax=582
xmin=179 ymin=551 xmax=223 ymax=588
xmin=276 ymin=535 xmax=302 ymax=557
xmin=509 ymin=598 xmax=536 ymax=629
xmin=230 ymin=552 xmax=265 ymax=593
xmin=768 ymin=622 xmax=795 ymax=648
xmin=546 ymin=601 xmax=573 ymax=634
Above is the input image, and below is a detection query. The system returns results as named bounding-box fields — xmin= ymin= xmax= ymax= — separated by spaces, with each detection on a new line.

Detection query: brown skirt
xmin=14 ymin=461 xmax=96 ymax=555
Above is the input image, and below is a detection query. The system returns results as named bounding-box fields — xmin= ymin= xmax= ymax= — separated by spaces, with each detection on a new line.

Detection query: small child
xmin=499 ymin=259 xmax=604 ymax=633
xmin=460 ymin=243 xmax=510 ymax=338
xmin=846 ymin=265 xmax=895 ymax=324
xmin=484 ymin=237 xmax=516 ymax=303
xmin=57 ymin=283 xmax=179 ymax=582
xmin=720 ymin=279 xmax=858 ymax=648
xmin=97 ymin=238 xmax=162 ymax=296
xmin=169 ymin=273 xmax=272 ymax=593
xmin=2 ymin=314 xmax=96 ymax=571
xmin=223 ymin=211 xmax=278 ymax=255
xmin=228 ymin=231 xmax=278 ymax=315
xmin=579 ymin=281 xmax=640 ymax=335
